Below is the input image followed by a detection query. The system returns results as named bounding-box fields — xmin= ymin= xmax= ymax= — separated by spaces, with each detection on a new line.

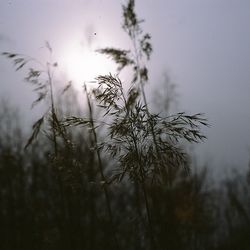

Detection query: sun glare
xmin=62 ymin=42 xmax=116 ymax=90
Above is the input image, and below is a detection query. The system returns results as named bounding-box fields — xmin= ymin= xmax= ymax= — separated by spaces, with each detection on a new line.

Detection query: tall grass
xmin=6 ymin=1 xmax=250 ymax=250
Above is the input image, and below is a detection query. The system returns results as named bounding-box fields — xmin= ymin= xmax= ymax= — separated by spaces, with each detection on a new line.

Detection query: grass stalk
xmin=84 ymin=84 xmax=120 ymax=250
xmin=47 ymin=64 xmax=74 ymax=249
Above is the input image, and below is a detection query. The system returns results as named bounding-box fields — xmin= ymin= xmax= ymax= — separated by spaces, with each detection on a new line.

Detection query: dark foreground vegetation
xmin=1 ymin=101 xmax=250 ymax=250
xmin=1 ymin=1 xmax=250 ymax=249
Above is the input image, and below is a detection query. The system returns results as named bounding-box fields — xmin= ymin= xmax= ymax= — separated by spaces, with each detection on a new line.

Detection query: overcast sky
xmin=1 ymin=0 xmax=250 ymax=174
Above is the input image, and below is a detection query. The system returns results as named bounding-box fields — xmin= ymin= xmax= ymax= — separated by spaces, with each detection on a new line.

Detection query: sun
xmin=62 ymin=42 xmax=116 ymax=90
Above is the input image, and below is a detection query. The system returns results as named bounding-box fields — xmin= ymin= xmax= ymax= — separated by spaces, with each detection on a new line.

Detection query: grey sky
xmin=1 ymin=0 xmax=250 ymax=173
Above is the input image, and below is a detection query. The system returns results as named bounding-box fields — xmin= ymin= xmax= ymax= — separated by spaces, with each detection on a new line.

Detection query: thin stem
xmin=131 ymin=29 xmax=172 ymax=186
xmin=47 ymin=63 xmax=74 ymax=249
xmin=121 ymin=77 xmax=156 ymax=249
xmin=47 ymin=63 xmax=57 ymax=156
xmin=140 ymin=176 xmax=156 ymax=249
xmin=84 ymin=84 xmax=120 ymax=250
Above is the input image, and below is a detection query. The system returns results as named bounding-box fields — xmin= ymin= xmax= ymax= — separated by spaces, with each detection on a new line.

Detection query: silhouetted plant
xmin=64 ymin=0 xmax=208 ymax=248
xmin=2 ymin=44 xmax=60 ymax=150
xmin=84 ymin=83 xmax=120 ymax=250
xmin=1 ymin=43 xmax=82 ymax=249
xmin=1 ymin=1 xmax=213 ymax=250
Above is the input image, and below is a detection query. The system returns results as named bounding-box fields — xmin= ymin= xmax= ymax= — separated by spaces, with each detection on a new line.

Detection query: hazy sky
xmin=1 ymin=0 xmax=250 ymax=174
